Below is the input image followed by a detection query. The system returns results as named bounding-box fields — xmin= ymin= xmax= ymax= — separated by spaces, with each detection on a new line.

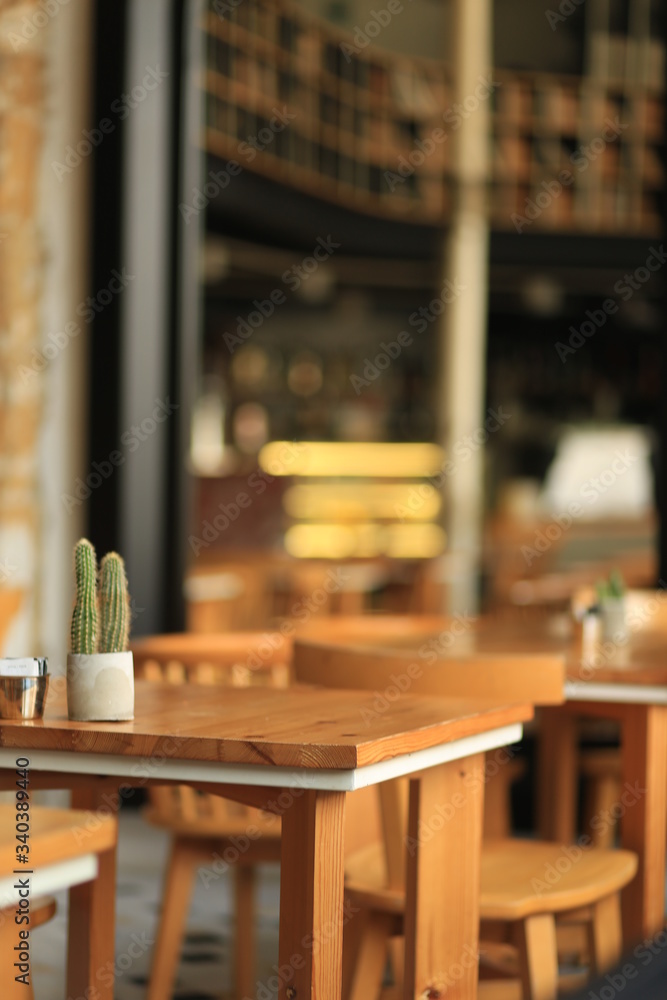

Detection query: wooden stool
xmin=343 ymin=838 xmax=637 ymax=1000
xmin=0 ymin=805 xmax=117 ymax=1000
xmin=0 ymin=898 xmax=57 ymax=1000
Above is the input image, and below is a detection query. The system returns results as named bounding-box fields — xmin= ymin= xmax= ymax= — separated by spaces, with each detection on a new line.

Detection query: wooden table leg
xmin=619 ymin=703 xmax=667 ymax=945
xmin=278 ymin=789 xmax=346 ymax=1000
xmin=403 ymin=752 xmax=485 ymax=1000
xmin=536 ymin=706 xmax=578 ymax=843
xmin=67 ymin=786 xmax=118 ymax=1000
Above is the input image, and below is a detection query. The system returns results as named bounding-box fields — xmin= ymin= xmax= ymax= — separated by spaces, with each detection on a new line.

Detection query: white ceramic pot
xmin=67 ymin=652 xmax=134 ymax=722
xmin=600 ymin=598 xmax=627 ymax=643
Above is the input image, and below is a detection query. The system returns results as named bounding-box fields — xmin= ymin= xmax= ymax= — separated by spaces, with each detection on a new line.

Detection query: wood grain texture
xmin=67 ymin=787 xmax=118 ymax=1000
xmin=403 ymin=754 xmax=485 ymax=1000
xmin=0 ymin=681 xmax=533 ymax=770
xmin=536 ymin=708 xmax=578 ymax=843
xmin=0 ymin=803 xmax=116 ymax=876
xmin=278 ymin=789 xmax=346 ymax=1000
xmin=517 ymin=914 xmax=558 ymax=1000
xmin=0 ymin=898 xmax=55 ymax=1000
xmin=294 ymin=639 xmax=566 ymax=705
xmin=479 ymin=840 xmax=637 ymax=920
xmin=296 ymin=609 xmax=667 ymax=691
xmin=618 ymin=703 xmax=667 ymax=944
xmin=540 ymin=699 xmax=667 ymax=948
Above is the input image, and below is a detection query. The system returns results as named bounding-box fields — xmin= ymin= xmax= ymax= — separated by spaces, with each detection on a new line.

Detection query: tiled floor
xmin=32 ymin=809 xmax=281 ymax=1000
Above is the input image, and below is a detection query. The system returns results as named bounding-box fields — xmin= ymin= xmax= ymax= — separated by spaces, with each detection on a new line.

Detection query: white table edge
xmin=565 ymin=680 xmax=667 ymax=705
xmin=0 ymin=854 xmax=98 ymax=908
xmin=0 ymin=722 xmax=523 ymax=792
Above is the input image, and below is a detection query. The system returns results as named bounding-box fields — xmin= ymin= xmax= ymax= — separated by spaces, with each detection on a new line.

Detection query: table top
xmin=295 ymin=610 xmax=667 ymax=702
xmin=0 ymin=680 xmax=532 ymax=772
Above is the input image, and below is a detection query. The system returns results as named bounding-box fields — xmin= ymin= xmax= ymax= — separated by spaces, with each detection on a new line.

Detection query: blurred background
xmin=0 ymin=0 xmax=665 ymax=662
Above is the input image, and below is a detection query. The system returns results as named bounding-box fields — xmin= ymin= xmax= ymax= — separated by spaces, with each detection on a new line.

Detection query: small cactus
xmin=596 ymin=569 xmax=626 ymax=604
xmin=70 ymin=538 xmax=98 ymax=654
xmin=99 ymin=552 xmax=130 ymax=653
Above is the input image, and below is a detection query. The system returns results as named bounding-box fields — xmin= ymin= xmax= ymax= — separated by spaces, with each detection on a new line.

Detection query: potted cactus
xmin=596 ymin=569 xmax=627 ymax=643
xmin=66 ymin=538 xmax=134 ymax=721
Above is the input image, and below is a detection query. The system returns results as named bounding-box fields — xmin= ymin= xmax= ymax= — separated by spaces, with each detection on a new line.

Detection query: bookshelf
xmin=202 ymin=0 xmax=664 ymax=236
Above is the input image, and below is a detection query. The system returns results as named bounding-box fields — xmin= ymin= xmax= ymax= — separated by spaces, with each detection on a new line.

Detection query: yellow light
xmin=283 ymin=483 xmax=441 ymax=521
xmin=386 ymin=523 xmax=446 ymax=559
xmin=284 ymin=522 xmax=446 ymax=559
xmin=285 ymin=524 xmax=375 ymax=559
xmin=259 ymin=441 xmax=445 ymax=478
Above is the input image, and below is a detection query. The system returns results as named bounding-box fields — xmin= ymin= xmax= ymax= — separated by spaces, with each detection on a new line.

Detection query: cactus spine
xmin=99 ymin=552 xmax=130 ymax=653
xmin=70 ymin=538 xmax=98 ymax=654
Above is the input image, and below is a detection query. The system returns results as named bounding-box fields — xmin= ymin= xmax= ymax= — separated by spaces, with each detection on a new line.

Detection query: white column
xmin=438 ymin=0 xmax=492 ymax=614
xmin=38 ymin=0 xmax=92 ymax=667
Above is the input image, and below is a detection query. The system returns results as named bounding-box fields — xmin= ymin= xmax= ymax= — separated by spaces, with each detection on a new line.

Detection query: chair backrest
xmin=132 ymin=629 xmax=384 ymax=849
xmin=271 ymin=559 xmax=391 ymax=618
xmin=132 ymin=632 xmax=292 ymax=831
xmin=184 ymin=564 xmax=275 ymax=631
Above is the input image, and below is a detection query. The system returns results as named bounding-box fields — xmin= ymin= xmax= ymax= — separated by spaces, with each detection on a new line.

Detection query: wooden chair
xmin=293 ymin=625 xmax=637 ymax=998
xmin=0 ymin=804 xmax=117 ymax=1000
xmin=133 ymin=630 xmax=383 ymax=1000
xmin=271 ymin=559 xmax=390 ymax=618
xmin=184 ymin=563 xmax=274 ymax=631
xmin=344 ymin=830 xmax=637 ymax=1000
xmin=132 ymin=632 xmax=291 ymax=1000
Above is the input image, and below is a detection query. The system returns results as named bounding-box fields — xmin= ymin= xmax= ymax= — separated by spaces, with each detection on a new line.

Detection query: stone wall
xmin=0 ymin=0 xmax=45 ymax=651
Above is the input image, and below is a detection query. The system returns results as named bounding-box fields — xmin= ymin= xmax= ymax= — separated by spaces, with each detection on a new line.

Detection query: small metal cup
xmin=0 ymin=676 xmax=49 ymax=720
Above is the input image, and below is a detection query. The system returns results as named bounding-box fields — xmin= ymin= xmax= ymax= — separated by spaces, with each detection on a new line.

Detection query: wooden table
xmin=296 ymin=612 xmax=667 ymax=946
xmin=0 ymin=680 xmax=532 ymax=1000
